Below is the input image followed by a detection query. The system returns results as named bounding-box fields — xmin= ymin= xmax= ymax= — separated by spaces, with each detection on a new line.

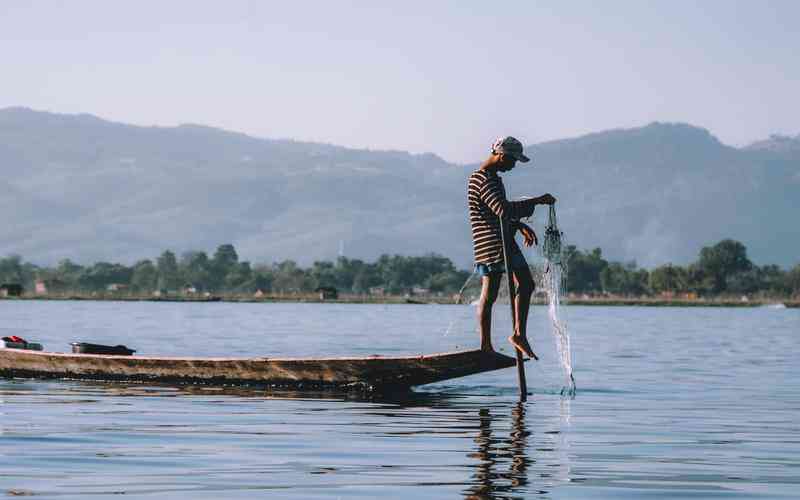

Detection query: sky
xmin=1 ymin=0 xmax=798 ymax=163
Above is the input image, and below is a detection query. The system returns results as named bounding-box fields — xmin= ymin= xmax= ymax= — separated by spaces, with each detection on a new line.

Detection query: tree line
xmin=0 ymin=239 xmax=798 ymax=298
xmin=564 ymin=239 xmax=800 ymax=298
xmin=0 ymin=244 xmax=471 ymax=296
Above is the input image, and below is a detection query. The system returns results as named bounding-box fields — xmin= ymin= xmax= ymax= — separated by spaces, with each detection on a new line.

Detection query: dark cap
xmin=491 ymin=136 xmax=530 ymax=163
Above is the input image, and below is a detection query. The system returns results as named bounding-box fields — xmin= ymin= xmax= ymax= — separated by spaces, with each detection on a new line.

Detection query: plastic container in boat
xmin=70 ymin=343 xmax=136 ymax=356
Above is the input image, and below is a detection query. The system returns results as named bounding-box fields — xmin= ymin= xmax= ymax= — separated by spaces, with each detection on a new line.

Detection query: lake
xmin=1 ymin=301 xmax=798 ymax=499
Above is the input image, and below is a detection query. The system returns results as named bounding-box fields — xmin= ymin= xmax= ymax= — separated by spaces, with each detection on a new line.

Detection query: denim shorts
xmin=474 ymin=253 xmax=528 ymax=277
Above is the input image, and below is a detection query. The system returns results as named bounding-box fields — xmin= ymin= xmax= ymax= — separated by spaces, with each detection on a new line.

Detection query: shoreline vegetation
xmin=1 ymin=239 xmax=798 ymax=306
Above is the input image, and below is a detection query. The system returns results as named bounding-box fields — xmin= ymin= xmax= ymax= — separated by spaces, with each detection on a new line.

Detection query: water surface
xmin=1 ymin=302 xmax=798 ymax=498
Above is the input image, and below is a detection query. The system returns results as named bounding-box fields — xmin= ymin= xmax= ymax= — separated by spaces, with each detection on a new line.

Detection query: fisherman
xmin=467 ymin=136 xmax=556 ymax=359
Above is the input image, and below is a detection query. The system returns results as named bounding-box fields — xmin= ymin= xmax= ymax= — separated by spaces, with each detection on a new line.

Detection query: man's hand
xmin=536 ymin=193 xmax=557 ymax=205
xmin=518 ymin=222 xmax=538 ymax=247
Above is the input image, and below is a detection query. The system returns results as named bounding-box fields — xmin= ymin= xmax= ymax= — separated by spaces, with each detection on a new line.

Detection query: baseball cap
xmin=491 ymin=136 xmax=530 ymax=163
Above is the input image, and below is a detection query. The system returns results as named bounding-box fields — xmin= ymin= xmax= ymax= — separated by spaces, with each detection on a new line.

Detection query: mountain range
xmin=1 ymin=107 xmax=797 ymax=269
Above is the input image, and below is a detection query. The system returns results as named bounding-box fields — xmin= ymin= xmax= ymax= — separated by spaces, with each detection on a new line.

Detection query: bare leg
xmin=508 ymin=266 xmax=539 ymax=360
xmin=476 ymin=274 xmax=502 ymax=352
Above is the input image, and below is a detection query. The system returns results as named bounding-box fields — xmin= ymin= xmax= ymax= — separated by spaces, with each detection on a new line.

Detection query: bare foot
xmin=508 ymin=335 xmax=539 ymax=360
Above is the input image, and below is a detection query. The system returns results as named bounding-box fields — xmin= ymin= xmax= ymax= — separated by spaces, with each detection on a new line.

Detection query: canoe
xmin=0 ymin=348 xmax=517 ymax=390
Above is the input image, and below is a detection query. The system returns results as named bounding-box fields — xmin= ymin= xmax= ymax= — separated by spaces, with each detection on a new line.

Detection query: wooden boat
xmin=0 ymin=348 xmax=517 ymax=390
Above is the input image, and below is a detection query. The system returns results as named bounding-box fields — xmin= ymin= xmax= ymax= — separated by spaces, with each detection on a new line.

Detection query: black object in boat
xmin=71 ymin=342 xmax=136 ymax=356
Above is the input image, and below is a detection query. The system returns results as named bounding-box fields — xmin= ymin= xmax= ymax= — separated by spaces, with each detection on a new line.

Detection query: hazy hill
xmin=516 ymin=123 xmax=798 ymax=268
xmin=745 ymin=134 xmax=800 ymax=155
xmin=1 ymin=108 xmax=797 ymax=268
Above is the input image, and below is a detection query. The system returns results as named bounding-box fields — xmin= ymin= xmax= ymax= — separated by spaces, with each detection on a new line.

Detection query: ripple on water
xmin=0 ymin=303 xmax=799 ymax=498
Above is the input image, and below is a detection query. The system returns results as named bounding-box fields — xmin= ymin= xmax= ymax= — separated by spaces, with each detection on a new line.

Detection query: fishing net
xmin=543 ymin=205 xmax=563 ymax=265
xmin=537 ymin=205 xmax=576 ymax=395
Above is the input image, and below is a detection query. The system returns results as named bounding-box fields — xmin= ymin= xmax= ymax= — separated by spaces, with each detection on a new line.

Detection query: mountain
xmin=517 ymin=122 xmax=798 ymax=268
xmin=744 ymin=134 xmax=800 ymax=157
xmin=1 ymin=108 xmax=797 ymax=268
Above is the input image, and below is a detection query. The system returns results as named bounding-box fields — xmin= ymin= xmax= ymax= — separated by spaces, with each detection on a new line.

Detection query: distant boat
xmin=0 ymin=348 xmax=517 ymax=391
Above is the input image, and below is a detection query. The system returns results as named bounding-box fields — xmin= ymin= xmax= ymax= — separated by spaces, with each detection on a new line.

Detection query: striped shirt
xmin=467 ymin=169 xmax=536 ymax=265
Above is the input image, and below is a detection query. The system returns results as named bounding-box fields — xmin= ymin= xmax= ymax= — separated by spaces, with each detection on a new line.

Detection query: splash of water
xmin=539 ymin=205 xmax=576 ymax=396
xmin=541 ymin=262 xmax=576 ymax=396
xmin=443 ymin=270 xmax=479 ymax=338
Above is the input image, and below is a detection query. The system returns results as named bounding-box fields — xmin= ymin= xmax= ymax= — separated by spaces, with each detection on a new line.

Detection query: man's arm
xmin=480 ymin=180 xmax=534 ymax=220
xmin=481 ymin=181 xmax=556 ymax=220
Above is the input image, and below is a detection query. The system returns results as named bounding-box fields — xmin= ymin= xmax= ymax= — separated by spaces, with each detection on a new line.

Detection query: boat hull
xmin=0 ymin=348 xmax=517 ymax=390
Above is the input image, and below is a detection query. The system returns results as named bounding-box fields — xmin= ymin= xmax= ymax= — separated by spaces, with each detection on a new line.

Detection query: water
xmin=1 ymin=301 xmax=799 ymax=499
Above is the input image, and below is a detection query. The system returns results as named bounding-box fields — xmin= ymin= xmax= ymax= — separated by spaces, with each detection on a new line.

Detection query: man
xmin=467 ymin=136 xmax=556 ymax=359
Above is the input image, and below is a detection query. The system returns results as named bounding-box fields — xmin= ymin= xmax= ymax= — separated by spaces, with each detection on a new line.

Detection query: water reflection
xmin=464 ymin=403 xmax=538 ymax=499
xmin=1 ymin=379 xmax=575 ymax=498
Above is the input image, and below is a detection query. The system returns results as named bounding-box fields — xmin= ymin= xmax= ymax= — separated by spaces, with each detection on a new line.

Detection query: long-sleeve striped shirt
xmin=467 ymin=169 xmax=536 ymax=265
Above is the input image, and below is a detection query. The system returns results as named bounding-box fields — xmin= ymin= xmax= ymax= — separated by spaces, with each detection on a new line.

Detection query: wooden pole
xmin=499 ymin=215 xmax=527 ymax=401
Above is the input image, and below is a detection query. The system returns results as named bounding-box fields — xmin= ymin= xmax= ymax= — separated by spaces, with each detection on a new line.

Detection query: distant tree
xmin=20 ymin=262 xmax=39 ymax=289
xmin=131 ymin=260 xmax=158 ymax=291
xmin=78 ymin=262 xmax=133 ymax=291
xmin=600 ymin=261 xmax=649 ymax=296
xmin=600 ymin=262 xmax=626 ymax=294
xmin=685 ymin=263 xmax=709 ymax=295
xmin=565 ymin=246 xmax=608 ymax=293
xmin=630 ymin=268 xmax=650 ymax=296
xmin=331 ymin=257 xmax=364 ymax=291
xmin=252 ymin=264 xmax=274 ymax=292
xmin=310 ymin=260 xmax=337 ymax=289
xmin=697 ymin=239 xmax=752 ymax=293
xmin=786 ymin=264 xmax=800 ymax=297
xmin=375 ymin=254 xmax=409 ymax=293
xmin=224 ymin=261 xmax=253 ymax=290
xmin=758 ymin=264 xmax=789 ymax=296
xmin=649 ymin=264 xmax=689 ymax=294
xmin=0 ymin=255 xmax=23 ymax=283
xmin=272 ymin=260 xmax=313 ymax=293
xmin=211 ymin=244 xmax=239 ymax=288
xmin=180 ymin=251 xmax=211 ymax=290
xmin=370 ymin=253 xmax=458 ymax=293
xmin=352 ymin=264 xmax=382 ymax=293
xmin=156 ymin=250 xmax=180 ymax=291
xmin=726 ymin=268 xmax=765 ymax=295
xmin=724 ymin=264 xmax=789 ymax=297
xmin=425 ymin=269 xmax=471 ymax=293
xmin=55 ymin=259 xmax=84 ymax=287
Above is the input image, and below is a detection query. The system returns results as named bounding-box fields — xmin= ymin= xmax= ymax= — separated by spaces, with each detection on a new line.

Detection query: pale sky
xmin=2 ymin=1 xmax=797 ymax=163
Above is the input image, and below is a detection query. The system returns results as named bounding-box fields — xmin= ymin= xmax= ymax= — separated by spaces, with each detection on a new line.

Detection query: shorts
xmin=475 ymin=253 xmax=528 ymax=277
